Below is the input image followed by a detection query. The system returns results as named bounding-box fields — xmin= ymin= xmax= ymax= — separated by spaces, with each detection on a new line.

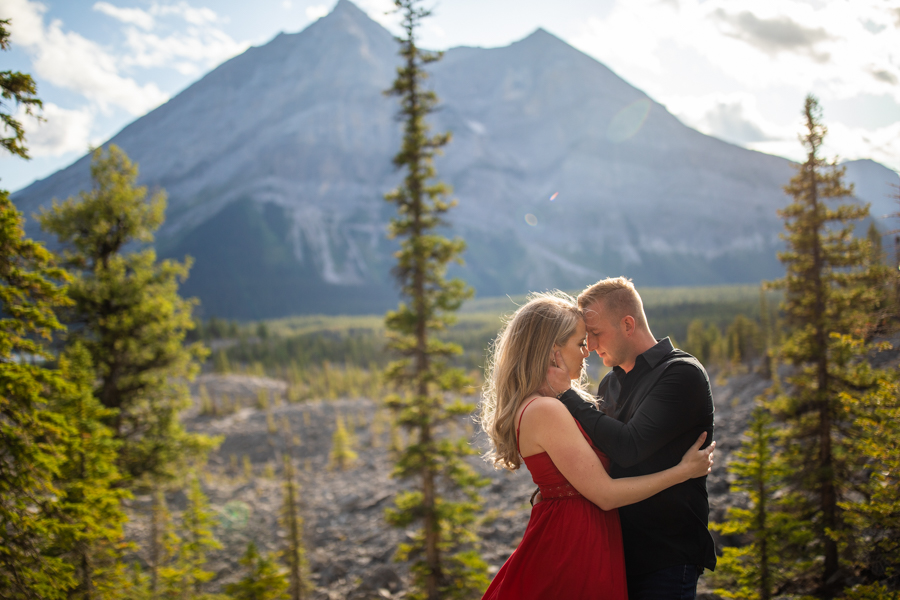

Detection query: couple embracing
xmin=480 ymin=277 xmax=717 ymax=600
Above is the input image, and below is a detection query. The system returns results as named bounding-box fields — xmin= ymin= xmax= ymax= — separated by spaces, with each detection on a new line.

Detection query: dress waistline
xmin=539 ymin=483 xmax=583 ymax=500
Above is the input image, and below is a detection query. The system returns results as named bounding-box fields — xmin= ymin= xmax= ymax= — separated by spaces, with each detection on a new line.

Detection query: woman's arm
xmin=521 ymin=398 xmax=714 ymax=511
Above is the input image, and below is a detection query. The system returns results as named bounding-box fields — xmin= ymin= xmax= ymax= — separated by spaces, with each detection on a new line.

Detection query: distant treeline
xmin=207 ymin=284 xmax=781 ymax=379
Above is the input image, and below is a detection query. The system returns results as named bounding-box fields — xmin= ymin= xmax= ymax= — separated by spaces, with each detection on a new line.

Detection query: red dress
xmin=482 ymin=398 xmax=628 ymax=600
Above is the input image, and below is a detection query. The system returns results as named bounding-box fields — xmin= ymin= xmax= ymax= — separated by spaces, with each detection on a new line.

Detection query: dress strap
xmin=516 ymin=397 xmax=540 ymax=455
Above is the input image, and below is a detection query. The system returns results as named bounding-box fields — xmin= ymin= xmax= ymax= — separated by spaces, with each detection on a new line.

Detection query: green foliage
xmin=835 ymin=336 xmax=900 ymax=586
xmin=842 ymin=583 xmax=900 ymax=600
xmin=766 ymin=95 xmax=895 ymax=591
xmin=328 ymin=414 xmax=357 ymax=470
xmin=50 ymin=343 xmax=133 ymax=599
xmin=213 ymin=350 xmax=231 ymax=374
xmin=684 ymin=318 xmax=725 ymax=366
xmin=0 ymin=19 xmax=43 ymax=159
xmin=726 ymin=315 xmax=764 ymax=364
xmin=158 ymin=475 xmax=221 ymax=599
xmin=280 ymin=453 xmax=308 ymax=600
xmin=382 ymin=2 xmax=488 ymax=597
xmin=0 ymin=190 xmax=75 ymax=598
xmin=225 ymin=542 xmax=289 ymax=600
xmin=198 ymin=317 xmax=240 ymax=340
xmin=710 ymin=406 xmax=812 ymax=600
xmin=38 ymin=145 xmax=216 ymax=485
xmin=214 ymin=285 xmax=774 ymax=382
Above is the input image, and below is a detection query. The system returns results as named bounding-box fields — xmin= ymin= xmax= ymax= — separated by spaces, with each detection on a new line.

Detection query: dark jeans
xmin=627 ymin=564 xmax=703 ymax=600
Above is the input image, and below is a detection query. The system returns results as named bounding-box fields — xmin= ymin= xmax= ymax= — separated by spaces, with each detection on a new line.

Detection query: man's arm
xmin=558 ymin=364 xmax=711 ymax=468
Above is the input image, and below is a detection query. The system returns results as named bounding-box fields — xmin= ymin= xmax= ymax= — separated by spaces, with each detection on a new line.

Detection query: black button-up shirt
xmin=559 ymin=338 xmax=717 ymax=575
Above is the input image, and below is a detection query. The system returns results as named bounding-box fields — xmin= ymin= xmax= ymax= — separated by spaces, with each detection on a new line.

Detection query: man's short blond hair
xmin=577 ymin=277 xmax=648 ymax=329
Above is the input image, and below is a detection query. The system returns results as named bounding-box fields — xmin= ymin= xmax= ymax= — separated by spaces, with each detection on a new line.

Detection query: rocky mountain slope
xmin=12 ymin=1 xmax=899 ymax=319
xmin=120 ymin=368 xmax=771 ymax=599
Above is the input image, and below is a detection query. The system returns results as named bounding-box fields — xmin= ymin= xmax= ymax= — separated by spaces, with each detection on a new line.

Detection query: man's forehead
xmin=582 ymin=303 xmax=608 ymax=327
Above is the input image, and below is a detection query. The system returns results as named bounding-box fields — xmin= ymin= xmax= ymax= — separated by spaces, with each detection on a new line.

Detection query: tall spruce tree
xmin=768 ymin=95 xmax=892 ymax=594
xmin=710 ymin=405 xmax=812 ymax=600
xmin=281 ymin=453 xmax=306 ymax=600
xmin=382 ymin=2 xmax=488 ymax=598
xmin=0 ymin=189 xmax=76 ymax=598
xmin=38 ymin=145 xmax=214 ymax=485
xmin=0 ymin=21 xmax=74 ymax=596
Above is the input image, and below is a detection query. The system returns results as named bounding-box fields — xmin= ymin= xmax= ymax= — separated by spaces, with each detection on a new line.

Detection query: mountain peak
xmin=331 ymin=0 xmax=368 ymax=17
xmin=521 ymin=27 xmax=566 ymax=46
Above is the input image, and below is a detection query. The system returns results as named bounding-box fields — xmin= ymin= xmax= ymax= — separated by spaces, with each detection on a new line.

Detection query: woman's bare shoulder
xmin=519 ymin=396 xmax=573 ymax=423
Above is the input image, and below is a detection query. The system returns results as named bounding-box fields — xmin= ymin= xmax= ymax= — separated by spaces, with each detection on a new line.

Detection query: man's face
xmin=583 ymin=301 xmax=627 ymax=368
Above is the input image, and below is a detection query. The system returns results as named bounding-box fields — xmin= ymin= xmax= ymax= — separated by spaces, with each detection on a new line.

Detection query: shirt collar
xmin=642 ymin=337 xmax=675 ymax=368
xmin=612 ymin=337 xmax=674 ymax=377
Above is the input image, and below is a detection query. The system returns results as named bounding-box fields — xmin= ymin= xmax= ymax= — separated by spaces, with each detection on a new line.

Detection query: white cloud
xmin=571 ymin=0 xmax=900 ymax=103
xmin=747 ymin=120 xmax=900 ymax=173
xmin=305 ymin=4 xmax=328 ymax=21
xmin=120 ymin=24 xmax=248 ymax=74
xmin=665 ymin=93 xmax=781 ymax=145
xmin=90 ymin=2 xmax=249 ymax=81
xmin=355 ymin=0 xmax=401 ymax=29
xmin=17 ymin=102 xmax=95 ymax=157
xmin=1 ymin=0 xmax=168 ymax=115
xmin=92 ymin=2 xmax=154 ymax=30
xmin=150 ymin=2 xmax=219 ymax=26
xmin=570 ymin=0 xmax=900 ymax=171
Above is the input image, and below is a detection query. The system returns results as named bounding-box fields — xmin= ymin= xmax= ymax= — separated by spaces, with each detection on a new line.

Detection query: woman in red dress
xmin=479 ymin=292 xmax=714 ymax=599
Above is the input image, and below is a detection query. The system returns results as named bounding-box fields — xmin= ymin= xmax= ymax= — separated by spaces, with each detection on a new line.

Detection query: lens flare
xmin=525 ymin=214 xmax=538 ymax=226
xmin=549 ymin=192 xmax=558 ymax=202
xmin=606 ymin=98 xmax=652 ymax=143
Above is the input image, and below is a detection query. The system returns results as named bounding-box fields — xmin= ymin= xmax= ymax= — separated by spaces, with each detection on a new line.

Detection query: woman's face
xmin=554 ymin=319 xmax=589 ymax=380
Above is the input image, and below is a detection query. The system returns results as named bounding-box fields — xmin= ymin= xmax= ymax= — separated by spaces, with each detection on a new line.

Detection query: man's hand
xmin=540 ymin=349 xmax=571 ymax=398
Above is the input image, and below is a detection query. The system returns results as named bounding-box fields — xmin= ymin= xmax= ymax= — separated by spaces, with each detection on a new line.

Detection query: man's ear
xmin=622 ymin=315 xmax=636 ymax=337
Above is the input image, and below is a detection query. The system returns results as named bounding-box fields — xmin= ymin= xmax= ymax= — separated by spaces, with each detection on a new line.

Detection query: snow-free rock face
xmin=12 ymin=0 xmax=898 ymax=318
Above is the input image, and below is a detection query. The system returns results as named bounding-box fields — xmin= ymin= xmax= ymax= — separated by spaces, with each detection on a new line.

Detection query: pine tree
xmin=0 ymin=19 xmax=42 ymax=158
xmin=767 ymin=95 xmax=893 ymax=593
xmin=832 ymin=335 xmax=900 ymax=593
xmin=158 ymin=475 xmax=221 ymax=599
xmin=0 ymin=190 xmax=75 ymax=598
xmin=328 ymin=414 xmax=357 ymax=470
xmin=148 ymin=489 xmax=170 ymax=598
xmin=38 ymin=145 xmax=215 ymax=485
xmin=725 ymin=314 xmax=763 ymax=365
xmin=224 ymin=542 xmax=289 ymax=600
xmin=50 ymin=342 xmax=131 ymax=599
xmin=382 ymin=1 xmax=489 ymax=597
xmin=710 ymin=406 xmax=812 ymax=600
xmin=280 ymin=453 xmax=306 ymax=600
xmin=179 ymin=475 xmax=221 ymax=596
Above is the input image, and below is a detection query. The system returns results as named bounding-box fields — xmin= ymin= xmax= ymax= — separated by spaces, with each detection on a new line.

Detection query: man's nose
xmin=586 ymin=334 xmax=598 ymax=353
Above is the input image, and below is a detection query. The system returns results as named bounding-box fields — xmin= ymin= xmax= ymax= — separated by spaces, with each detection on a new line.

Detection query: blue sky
xmin=1 ymin=0 xmax=898 ymax=192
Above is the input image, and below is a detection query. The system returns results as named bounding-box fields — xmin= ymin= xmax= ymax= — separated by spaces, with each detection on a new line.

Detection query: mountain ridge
xmin=11 ymin=1 xmax=899 ymax=319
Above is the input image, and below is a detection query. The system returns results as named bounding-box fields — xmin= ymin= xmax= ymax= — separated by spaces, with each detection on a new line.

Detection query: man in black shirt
xmin=544 ymin=277 xmax=716 ymax=600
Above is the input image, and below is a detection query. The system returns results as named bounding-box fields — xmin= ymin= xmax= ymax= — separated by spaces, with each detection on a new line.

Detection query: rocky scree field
xmin=122 ymin=368 xmax=783 ymax=599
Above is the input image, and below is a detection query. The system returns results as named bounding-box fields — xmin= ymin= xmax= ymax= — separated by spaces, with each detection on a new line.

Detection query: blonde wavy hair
xmin=480 ymin=291 xmax=594 ymax=471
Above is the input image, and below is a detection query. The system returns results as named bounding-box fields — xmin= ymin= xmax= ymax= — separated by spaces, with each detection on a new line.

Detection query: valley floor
xmin=124 ymin=369 xmax=770 ymax=599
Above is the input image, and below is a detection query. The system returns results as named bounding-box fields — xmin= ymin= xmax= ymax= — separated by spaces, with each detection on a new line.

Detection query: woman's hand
xmin=539 ymin=350 xmax=571 ymax=398
xmin=679 ymin=432 xmax=715 ymax=479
